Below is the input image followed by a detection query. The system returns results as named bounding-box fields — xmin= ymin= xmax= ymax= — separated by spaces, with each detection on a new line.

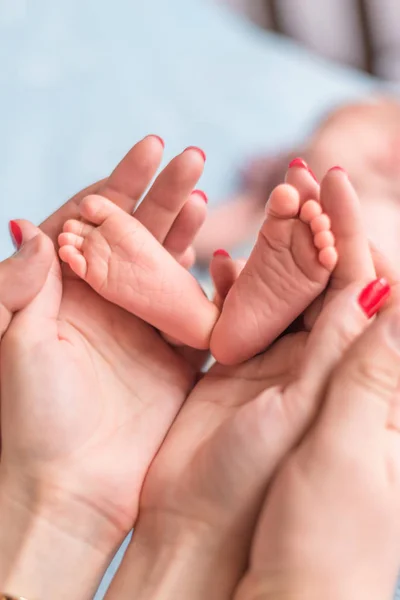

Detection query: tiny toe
xmin=59 ymin=246 xmax=88 ymax=278
xmin=300 ymin=200 xmax=322 ymax=224
xmin=319 ymin=246 xmax=338 ymax=271
xmin=266 ymin=184 xmax=300 ymax=219
xmin=314 ymin=230 xmax=335 ymax=250
xmin=58 ymin=232 xmax=84 ymax=250
xmin=63 ymin=219 xmax=94 ymax=237
xmin=80 ymin=194 xmax=121 ymax=225
xmin=310 ymin=213 xmax=331 ymax=235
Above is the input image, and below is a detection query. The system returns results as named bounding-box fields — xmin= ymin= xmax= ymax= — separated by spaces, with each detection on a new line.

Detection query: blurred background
xmin=1 ymin=2 xmax=400 ymax=595
xmin=1 ymin=0 xmax=385 ymax=261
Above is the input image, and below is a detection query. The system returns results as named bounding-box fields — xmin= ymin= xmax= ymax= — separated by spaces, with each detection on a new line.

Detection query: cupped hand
xmin=106 ymin=262 xmax=389 ymax=600
xmin=0 ymin=137 xmax=205 ymax=560
xmin=237 ymin=258 xmax=400 ymax=600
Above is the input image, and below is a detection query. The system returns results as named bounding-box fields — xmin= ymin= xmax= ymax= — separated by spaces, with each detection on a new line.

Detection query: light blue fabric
xmin=0 ymin=0 xmax=375 ymax=260
xmin=1 ymin=1 xmax=397 ymax=598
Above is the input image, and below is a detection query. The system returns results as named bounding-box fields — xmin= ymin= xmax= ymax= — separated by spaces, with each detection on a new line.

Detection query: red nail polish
xmin=9 ymin=220 xmax=23 ymax=249
xmin=213 ymin=249 xmax=230 ymax=258
xmin=358 ymin=278 xmax=391 ymax=318
xmin=288 ymin=157 xmax=308 ymax=170
xmin=149 ymin=135 xmax=165 ymax=148
xmin=328 ymin=166 xmax=347 ymax=175
xmin=185 ymin=146 xmax=206 ymax=162
xmin=307 ymin=166 xmax=318 ymax=182
xmin=192 ymin=189 xmax=208 ymax=203
xmin=288 ymin=157 xmax=318 ymax=182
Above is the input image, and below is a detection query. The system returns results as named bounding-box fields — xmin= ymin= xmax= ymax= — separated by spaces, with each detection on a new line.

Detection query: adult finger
xmin=210 ymin=252 xmax=246 ymax=310
xmin=100 ymin=135 xmax=164 ymax=214
xmin=285 ymin=278 xmax=391 ymax=428
xmin=41 ymin=135 xmax=164 ymax=242
xmin=0 ymin=222 xmax=54 ymax=339
xmin=318 ymin=303 xmax=400 ymax=447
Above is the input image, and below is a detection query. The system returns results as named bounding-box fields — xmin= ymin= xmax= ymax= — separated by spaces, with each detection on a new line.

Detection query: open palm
xmin=1 ymin=137 xmax=203 ymax=549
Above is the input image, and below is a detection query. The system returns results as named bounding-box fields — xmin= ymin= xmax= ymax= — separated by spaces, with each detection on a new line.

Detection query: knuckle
xmin=342 ymin=354 xmax=398 ymax=400
xmin=336 ymin=318 xmax=363 ymax=350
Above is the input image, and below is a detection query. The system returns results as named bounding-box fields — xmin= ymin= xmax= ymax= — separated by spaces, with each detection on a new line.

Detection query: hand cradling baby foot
xmin=58 ymin=146 xmax=219 ymax=350
xmin=103 ymin=151 xmax=389 ymax=600
xmin=58 ymin=139 xmax=375 ymax=371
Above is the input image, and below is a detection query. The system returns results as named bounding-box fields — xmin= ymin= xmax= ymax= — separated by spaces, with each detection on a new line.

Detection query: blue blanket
xmin=0 ymin=0 xmax=374 ymax=259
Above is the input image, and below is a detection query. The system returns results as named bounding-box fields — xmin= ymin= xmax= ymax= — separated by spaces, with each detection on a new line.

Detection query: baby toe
xmin=266 ymin=184 xmax=300 ymax=219
xmin=314 ymin=230 xmax=335 ymax=250
xmin=319 ymin=246 xmax=338 ymax=271
xmin=63 ymin=219 xmax=94 ymax=237
xmin=300 ymin=199 xmax=322 ymax=224
xmin=58 ymin=232 xmax=84 ymax=250
xmin=80 ymin=194 xmax=121 ymax=225
xmin=310 ymin=213 xmax=331 ymax=235
xmin=59 ymin=245 xmax=87 ymax=278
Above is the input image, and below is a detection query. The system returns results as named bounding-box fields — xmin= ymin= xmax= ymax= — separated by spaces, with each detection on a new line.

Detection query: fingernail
xmin=213 ymin=249 xmax=230 ymax=258
xmin=288 ymin=157 xmax=308 ymax=170
xmin=358 ymin=278 xmax=391 ymax=318
xmin=328 ymin=166 xmax=348 ymax=176
xmin=192 ymin=189 xmax=208 ymax=203
xmin=149 ymin=134 xmax=165 ymax=148
xmin=288 ymin=157 xmax=318 ymax=182
xmin=185 ymin=146 xmax=206 ymax=162
xmin=9 ymin=220 xmax=23 ymax=249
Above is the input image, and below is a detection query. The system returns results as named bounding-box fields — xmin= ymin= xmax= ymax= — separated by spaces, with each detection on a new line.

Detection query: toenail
xmin=185 ymin=146 xmax=207 ymax=162
xmin=288 ymin=157 xmax=318 ymax=182
xmin=149 ymin=134 xmax=165 ymax=148
xmin=9 ymin=220 xmax=23 ymax=249
xmin=213 ymin=249 xmax=230 ymax=258
xmin=192 ymin=189 xmax=208 ymax=203
xmin=358 ymin=278 xmax=391 ymax=319
xmin=328 ymin=165 xmax=348 ymax=176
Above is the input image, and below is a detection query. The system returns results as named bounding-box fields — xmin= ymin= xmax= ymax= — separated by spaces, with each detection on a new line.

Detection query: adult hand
xmin=0 ymin=232 xmax=53 ymax=340
xmin=0 ymin=137 xmax=207 ymax=600
xmin=105 ymin=263 xmax=390 ymax=600
xmin=237 ymin=260 xmax=400 ymax=600
xmin=105 ymin=162 xmax=380 ymax=600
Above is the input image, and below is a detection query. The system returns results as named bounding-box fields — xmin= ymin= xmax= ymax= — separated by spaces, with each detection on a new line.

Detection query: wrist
xmin=106 ymin=508 xmax=243 ymax=600
xmin=0 ymin=470 xmax=118 ymax=600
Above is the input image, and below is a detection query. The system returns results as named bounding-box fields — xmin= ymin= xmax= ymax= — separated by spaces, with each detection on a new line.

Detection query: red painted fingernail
xmin=358 ymin=278 xmax=391 ymax=318
xmin=288 ymin=157 xmax=318 ymax=182
xmin=9 ymin=220 xmax=23 ymax=249
xmin=149 ymin=135 xmax=165 ymax=148
xmin=328 ymin=165 xmax=347 ymax=175
xmin=185 ymin=146 xmax=206 ymax=162
xmin=307 ymin=166 xmax=318 ymax=182
xmin=192 ymin=189 xmax=208 ymax=203
xmin=213 ymin=249 xmax=230 ymax=258
xmin=288 ymin=157 xmax=308 ymax=170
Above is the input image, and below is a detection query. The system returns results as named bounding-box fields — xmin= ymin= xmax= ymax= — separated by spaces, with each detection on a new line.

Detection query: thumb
xmin=0 ymin=223 xmax=53 ymax=339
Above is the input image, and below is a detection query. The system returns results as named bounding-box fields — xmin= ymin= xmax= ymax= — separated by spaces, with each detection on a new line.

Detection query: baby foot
xmin=59 ymin=194 xmax=218 ymax=349
xmin=211 ymin=182 xmax=337 ymax=365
